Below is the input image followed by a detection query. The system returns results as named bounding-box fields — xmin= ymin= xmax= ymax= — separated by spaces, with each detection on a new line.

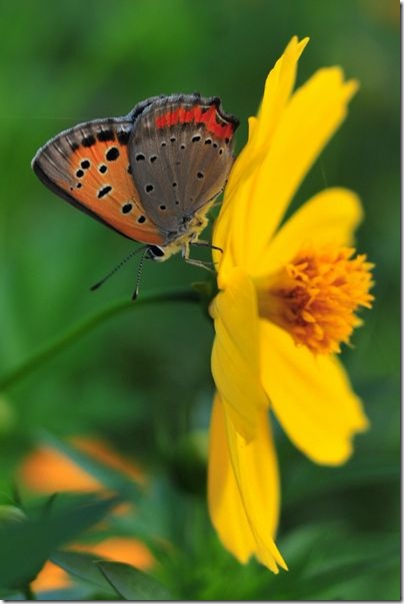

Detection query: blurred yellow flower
xmin=208 ymin=36 xmax=374 ymax=572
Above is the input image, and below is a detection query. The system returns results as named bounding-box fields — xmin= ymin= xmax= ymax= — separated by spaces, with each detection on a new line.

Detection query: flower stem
xmin=22 ymin=584 xmax=36 ymax=600
xmin=0 ymin=288 xmax=200 ymax=392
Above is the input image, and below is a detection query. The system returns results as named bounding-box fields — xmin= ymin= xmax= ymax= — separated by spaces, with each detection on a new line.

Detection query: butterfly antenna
xmin=132 ymin=248 xmax=148 ymax=301
xmin=90 ymin=247 xmax=147 ymax=292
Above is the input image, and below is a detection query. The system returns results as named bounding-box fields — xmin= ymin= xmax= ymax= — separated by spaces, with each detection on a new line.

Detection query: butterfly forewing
xmin=128 ymin=95 xmax=238 ymax=234
xmin=32 ymin=118 xmax=164 ymax=245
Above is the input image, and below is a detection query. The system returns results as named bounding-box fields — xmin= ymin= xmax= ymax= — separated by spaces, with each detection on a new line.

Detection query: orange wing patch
xmin=65 ymin=140 xmax=163 ymax=244
xmin=33 ymin=120 xmax=164 ymax=246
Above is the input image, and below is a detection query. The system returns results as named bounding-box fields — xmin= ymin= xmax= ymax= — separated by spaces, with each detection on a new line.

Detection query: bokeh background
xmin=0 ymin=0 xmax=400 ymax=600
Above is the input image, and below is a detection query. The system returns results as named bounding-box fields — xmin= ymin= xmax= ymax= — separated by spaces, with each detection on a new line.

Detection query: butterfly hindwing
xmin=32 ymin=117 xmax=165 ymax=245
xmin=128 ymin=95 xmax=239 ymax=234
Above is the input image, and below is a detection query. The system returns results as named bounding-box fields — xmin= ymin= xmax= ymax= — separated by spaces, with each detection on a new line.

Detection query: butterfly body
xmin=32 ymin=94 xmax=239 ymax=263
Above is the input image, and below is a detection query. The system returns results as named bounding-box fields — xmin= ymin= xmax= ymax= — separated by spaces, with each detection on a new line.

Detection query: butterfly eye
xmin=99 ymin=164 xmax=108 ymax=173
xmin=81 ymin=160 xmax=91 ymax=169
xmin=197 ymin=171 xmax=204 ymax=179
xmin=147 ymin=245 xmax=165 ymax=259
xmin=192 ymin=135 xmax=201 ymax=142
xmin=135 ymin=153 xmax=145 ymax=161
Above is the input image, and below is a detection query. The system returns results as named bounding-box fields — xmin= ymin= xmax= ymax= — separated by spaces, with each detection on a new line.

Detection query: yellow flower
xmin=208 ymin=36 xmax=374 ymax=573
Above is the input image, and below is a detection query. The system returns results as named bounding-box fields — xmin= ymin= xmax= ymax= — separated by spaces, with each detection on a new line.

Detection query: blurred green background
xmin=0 ymin=0 xmax=400 ymax=600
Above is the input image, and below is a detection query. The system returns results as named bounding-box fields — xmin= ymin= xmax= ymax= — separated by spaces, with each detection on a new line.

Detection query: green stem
xmin=22 ymin=583 xmax=36 ymax=600
xmin=0 ymin=288 xmax=200 ymax=392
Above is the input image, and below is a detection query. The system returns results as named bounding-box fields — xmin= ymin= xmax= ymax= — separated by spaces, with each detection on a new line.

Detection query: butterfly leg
xmin=209 ymin=199 xmax=225 ymax=211
xmin=182 ymin=244 xmax=215 ymax=272
xmin=184 ymin=257 xmax=215 ymax=272
xmin=191 ymin=240 xmax=223 ymax=253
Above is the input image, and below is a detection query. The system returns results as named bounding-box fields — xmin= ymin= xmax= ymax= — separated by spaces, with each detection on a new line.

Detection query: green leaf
xmin=97 ymin=562 xmax=172 ymax=600
xmin=0 ymin=492 xmax=120 ymax=591
xmin=51 ymin=550 xmax=115 ymax=594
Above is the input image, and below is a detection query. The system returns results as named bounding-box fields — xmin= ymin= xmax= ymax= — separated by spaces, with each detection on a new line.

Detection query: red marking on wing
xmin=155 ymin=104 xmax=234 ymax=139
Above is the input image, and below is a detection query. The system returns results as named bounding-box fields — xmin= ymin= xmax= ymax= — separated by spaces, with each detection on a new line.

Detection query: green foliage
xmin=0 ymin=493 xmax=121 ymax=597
xmin=0 ymin=0 xmax=399 ymax=600
xmin=51 ymin=551 xmax=119 ymax=595
xmin=98 ymin=562 xmax=171 ymax=600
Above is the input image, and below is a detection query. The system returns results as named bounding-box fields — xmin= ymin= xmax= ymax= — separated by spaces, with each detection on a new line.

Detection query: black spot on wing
xmin=117 ymin=130 xmax=130 ymax=145
xmin=82 ymin=134 xmax=96 ymax=147
xmin=97 ymin=185 xmax=112 ymax=199
xmin=122 ymin=202 xmax=133 ymax=214
xmin=106 ymin=147 xmax=120 ymax=161
xmin=97 ymin=129 xmax=115 ymax=142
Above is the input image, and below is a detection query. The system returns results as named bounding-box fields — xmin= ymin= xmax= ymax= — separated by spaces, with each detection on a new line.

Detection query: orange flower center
xmin=258 ymin=246 xmax=374 ymax=354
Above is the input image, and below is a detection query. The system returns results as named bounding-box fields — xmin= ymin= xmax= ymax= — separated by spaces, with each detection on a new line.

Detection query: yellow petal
xmin=239 ymin=68 xmax=358 ymax=273
xmin=214 ymin=36 xmax=309 ymax=279
xmin=257 ymin=187 xmax=363 ymax=275
xmin=259 ymin=321 xmax=369 ymax=465
xmin=252 ymin=36 xmax=310 ymax=154
xmin=211 ymin=268 xmax=268 ymax=440
xmin=208 ymin=395 xmax=286 ymax=572
xmin=208 ymin=395 xmax=256 ymax=563
xmin=226 ymin=36 xmax=309 ymax=196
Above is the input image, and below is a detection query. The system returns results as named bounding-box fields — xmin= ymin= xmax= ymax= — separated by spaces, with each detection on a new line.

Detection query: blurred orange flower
xmin=31 ymin=536 xmax=153 ymax=592
xmin=19 ymin=437 xmax=153 ymax=594
xmin=20 ymin=436 xmax=144 ymax=493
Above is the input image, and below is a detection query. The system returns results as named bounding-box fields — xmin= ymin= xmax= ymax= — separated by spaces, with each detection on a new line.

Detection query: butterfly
xmin=32 ymin=93 xmax=239 ymax=297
